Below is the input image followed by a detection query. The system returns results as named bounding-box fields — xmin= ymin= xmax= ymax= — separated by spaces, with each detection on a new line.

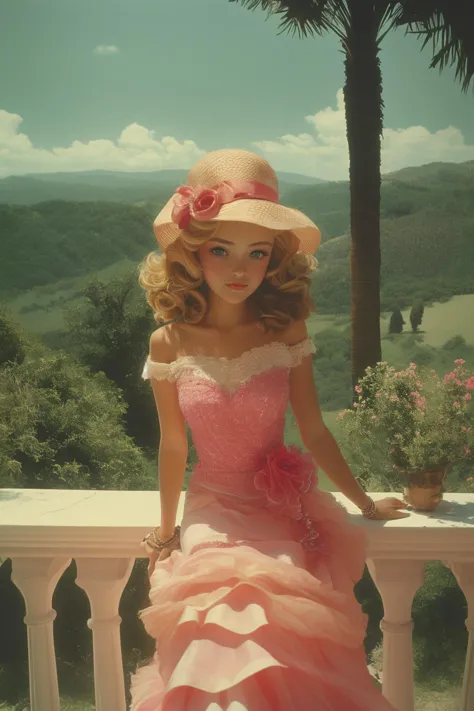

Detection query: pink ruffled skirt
xmin=130 ymin=450 xmax=395 ymax=711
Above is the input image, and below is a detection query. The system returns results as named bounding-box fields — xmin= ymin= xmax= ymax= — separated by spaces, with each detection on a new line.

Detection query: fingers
xmin=391 ymin=509 xmax=410 ymax=519
xmin=392 ymin=498 xmax=409 ymax=508
xmin=147 ymin=553 xmax=159 ymax=578
xmin=383 ymin=497 xmax=408 ymax=508
xmin=146 ymin=546 xmax=175 ymax=578
xmin=373 ymin=501 xmax=412 ymax=520
xmin=387 ymin=506 xmax=411 ymax=519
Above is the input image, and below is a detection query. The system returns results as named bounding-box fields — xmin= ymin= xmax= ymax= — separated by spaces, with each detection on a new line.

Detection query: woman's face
xmin=198 ymin=222 xmax=275 ymax=303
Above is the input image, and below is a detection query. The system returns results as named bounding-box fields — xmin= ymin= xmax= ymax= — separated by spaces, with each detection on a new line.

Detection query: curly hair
xmin=138 ymin=219 xmax=317 ymax=332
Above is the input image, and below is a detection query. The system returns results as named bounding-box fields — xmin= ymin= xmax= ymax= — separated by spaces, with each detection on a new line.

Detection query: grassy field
xmin=5 ymin=268 xmax=474 ymax=349
xmin=380 ymin=294 xmax=474 ymax=347
xmin=306 ymin=294 xmax=474 ymax=347
xmin=2 ymin=259 xmax=138 ymax=335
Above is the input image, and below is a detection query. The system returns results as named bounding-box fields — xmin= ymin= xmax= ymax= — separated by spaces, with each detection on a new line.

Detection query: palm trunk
xmin=344 ymin=1 xmax=383 ymax=388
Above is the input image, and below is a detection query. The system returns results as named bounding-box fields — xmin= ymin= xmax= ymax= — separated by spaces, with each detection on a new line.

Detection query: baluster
xmin=448 ymin=562 xmax=474 ymax=711
xmin=11 ymin=556 xmax=71 ymax=711
xmin=75 ymin=557 xmax=134 ymax=711
xmin=367 ymin=559 xmax=425 ymax=711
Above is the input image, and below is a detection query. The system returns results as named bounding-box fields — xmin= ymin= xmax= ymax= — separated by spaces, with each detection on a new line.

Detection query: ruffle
xmin=140 ymin=546 xmax=365 ymax=646
xmin=141 ymin=337 xmax=316 ymax=389
xmin=130 ymin=512 xmax=394 ymax=711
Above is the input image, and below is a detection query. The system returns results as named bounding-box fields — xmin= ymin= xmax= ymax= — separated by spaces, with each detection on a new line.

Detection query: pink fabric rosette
xmin=254 ymin=445 xmax=327 ymax=553
xmin=254 ymin=445 xmax=316 ymax=520
xmin=171 ymin=185 xmax=227 ymax=229
xmin=170 ymin=180 xmax=278 ymax=230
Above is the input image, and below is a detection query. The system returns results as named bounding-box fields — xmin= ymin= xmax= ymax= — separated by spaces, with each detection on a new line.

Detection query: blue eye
xmin=209 ymin=247 xmax=269 ymax=259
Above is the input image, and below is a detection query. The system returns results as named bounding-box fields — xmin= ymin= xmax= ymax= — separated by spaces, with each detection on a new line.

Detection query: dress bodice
xmin=143 ymin=337 xmax=316 ymax=475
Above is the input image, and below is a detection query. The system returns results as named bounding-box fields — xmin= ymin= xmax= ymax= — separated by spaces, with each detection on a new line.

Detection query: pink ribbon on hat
xmin=171 ymin=180 xmax=279 ymax=230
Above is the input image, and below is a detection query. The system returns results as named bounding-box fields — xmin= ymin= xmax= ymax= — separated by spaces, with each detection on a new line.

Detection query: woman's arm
xmin=291 ymin=381 xmax=371 ymax=508
xmin=285 ymin=320 xmax=408 ymax=519
xmin=149 ymin=328 xmax=188 ymax=536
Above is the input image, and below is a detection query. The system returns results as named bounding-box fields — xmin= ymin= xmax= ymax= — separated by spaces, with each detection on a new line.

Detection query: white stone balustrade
xmin=0 ymin=488 xmax=473 ymax=711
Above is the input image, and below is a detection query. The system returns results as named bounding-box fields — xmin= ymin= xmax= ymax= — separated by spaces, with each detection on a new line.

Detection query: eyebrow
xmin=209 ymin=238 xmax=273 ymax=247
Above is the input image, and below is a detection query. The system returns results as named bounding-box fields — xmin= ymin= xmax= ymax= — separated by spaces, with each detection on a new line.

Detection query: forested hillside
xmin=1 ymin=160 xmax=473 ymax=311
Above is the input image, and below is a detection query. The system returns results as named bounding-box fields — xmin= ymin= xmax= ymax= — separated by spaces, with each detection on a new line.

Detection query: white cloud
xmin=1 ymin=93 xmax=473 ymax=180
xmin=0 ymin=111 xmax=205 ymax=178
xmin=253 ymin=88 xmax=474 ymax=180
xmin=93 ymin=44 xmax=119 ymax=56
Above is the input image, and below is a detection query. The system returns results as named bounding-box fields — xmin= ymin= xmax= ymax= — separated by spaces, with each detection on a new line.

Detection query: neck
xmin=201 ymin=292 xmax=257 ymax=331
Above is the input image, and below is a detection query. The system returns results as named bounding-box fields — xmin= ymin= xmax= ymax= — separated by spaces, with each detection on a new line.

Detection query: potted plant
xmin=338 ymin=360 xmax=474 ymax=511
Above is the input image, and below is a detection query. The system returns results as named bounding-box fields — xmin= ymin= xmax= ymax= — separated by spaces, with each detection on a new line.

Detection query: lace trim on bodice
xmin=142 ymin=337 xmax=316 ymax=390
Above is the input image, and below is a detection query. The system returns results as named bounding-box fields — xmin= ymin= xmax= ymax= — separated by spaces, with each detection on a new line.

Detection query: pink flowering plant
xmin=338 ymin=360 xmax=474 ymax=491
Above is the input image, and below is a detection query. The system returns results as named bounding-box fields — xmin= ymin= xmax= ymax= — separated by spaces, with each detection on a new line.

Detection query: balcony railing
xmin=1 ymin=488 xmax=473 ymax=711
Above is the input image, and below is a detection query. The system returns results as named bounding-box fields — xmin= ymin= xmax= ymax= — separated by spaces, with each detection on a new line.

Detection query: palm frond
xmin=228 ymin=0 xmax=278 ymax=11
xmin=392 ymin=2 xmax=474 ymax=93
xmin=229 ymin=0 xmax=352 ymax=41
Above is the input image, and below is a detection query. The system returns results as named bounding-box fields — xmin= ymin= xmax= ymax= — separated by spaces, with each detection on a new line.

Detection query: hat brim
xmin=153 ymin=197 xmax=321 ymax=255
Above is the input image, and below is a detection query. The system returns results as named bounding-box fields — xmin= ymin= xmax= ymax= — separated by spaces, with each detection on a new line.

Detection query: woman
xmin=130 ymin=148 xmax=407 ymax=710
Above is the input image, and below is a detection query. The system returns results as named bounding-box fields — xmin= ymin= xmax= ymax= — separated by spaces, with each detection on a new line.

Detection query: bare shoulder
xmin=149 ymin=323 xmax=181 ymax=363
xmin=279 ymin=319 xmax=310 ymax=347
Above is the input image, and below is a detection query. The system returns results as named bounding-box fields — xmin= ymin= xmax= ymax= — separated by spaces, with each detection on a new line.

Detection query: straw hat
xmin=153 ymin=149 xmax=321 ymax=255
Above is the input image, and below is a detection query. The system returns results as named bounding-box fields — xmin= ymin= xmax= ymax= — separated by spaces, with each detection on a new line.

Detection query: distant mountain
xmin=279 ymin=159 xmax=474 ymax=240
xmin=383 ymin=160 xmax=474 ymax=187
xmin=311 ymin=160 xmax=474 ymax=312
xmin=24 ymin=168 xmax=324 ymax=186
xmin=0 ymin=174 xmax=181 ymax=206
xmin=278 ymin=172 xmax=325 ymax=185
xmin=0 ymin=169 xmax=325 ymax=206
xmin=26 ymin=168 xmax=189 ymax=185
xmin=1 ymin=160 xmax=473 ymax=313
xmin=0 ymin=201 xmax=156 ymax=295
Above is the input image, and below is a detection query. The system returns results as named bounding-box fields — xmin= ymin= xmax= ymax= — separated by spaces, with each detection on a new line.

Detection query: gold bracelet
xmin=361 ymin=497 xmax=377 ymax=519
xmin=142 ymin=525 xmax=181 ymax=551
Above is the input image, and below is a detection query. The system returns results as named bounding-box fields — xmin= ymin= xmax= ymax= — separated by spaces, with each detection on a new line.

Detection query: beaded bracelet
xmin=360 ymin=497 xmax=377 ymax=519
xmin=142 ymin=525 xmax=181 ymax=552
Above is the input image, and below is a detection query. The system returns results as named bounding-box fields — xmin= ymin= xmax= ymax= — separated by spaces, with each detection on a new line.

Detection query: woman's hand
xmin=146 ymin=545 xmax=173 ymax=578
xmin=372 ymin=496 xmax=410 ymax=520
xmin=143 ymin=527 xmax=181 ymax=578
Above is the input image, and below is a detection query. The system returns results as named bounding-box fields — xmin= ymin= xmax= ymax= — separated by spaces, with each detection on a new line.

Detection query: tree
xmin=410 ymin=301 xmax=425 ymax=332
xmin=389 ymin=308 xmax=405 ymax=334
xmin=65 ymin=273 xmax=158 ymax=451
xmin=0 ymin=341 xmax=151 ymax=490
xmin=0 ymin=308 xmax=26 ymax=366
xmin=230 ymin=0 xmax=474 ymax=385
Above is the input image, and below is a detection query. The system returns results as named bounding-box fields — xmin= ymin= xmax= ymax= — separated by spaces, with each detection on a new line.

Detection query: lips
xmin=227 ymin=283 xmax=247 ymax=289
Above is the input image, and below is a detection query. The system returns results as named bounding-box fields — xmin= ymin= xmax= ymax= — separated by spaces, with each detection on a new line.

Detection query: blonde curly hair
xmin=139 ymin=219 xmax=317 ymax=332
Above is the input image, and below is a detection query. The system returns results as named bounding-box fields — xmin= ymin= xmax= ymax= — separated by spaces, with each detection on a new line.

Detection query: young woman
xmin=130 ymin=149 xmax=407 ymax=711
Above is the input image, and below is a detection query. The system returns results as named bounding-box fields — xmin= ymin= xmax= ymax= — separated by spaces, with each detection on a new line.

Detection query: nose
xmin=231 ymin=258 xmax=247 ymax=278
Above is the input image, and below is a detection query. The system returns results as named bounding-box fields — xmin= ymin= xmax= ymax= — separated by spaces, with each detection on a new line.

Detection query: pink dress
xmin=130 ymin=338 xmax=395 ymax=711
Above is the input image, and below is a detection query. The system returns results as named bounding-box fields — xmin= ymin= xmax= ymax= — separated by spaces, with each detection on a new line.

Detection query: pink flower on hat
xmin=193 ymin=188 xmax=220 ymax=216
xmin=171 ymin=182 xmax=237 ymax=229
xmin=171 ymin=186 xmax=224 ymax=229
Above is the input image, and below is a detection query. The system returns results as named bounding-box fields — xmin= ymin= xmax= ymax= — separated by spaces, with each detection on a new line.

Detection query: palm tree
xmin=230 ymin=0 xmax=474 ymax=385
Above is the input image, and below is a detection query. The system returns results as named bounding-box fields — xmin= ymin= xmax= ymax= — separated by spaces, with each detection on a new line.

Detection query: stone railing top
xmin=1 ymin=489 xmax=473 ymax=560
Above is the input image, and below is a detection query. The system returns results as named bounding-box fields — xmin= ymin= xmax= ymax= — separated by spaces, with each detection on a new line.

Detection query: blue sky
xmin=1 ymin=0 xmax=473 ymax=179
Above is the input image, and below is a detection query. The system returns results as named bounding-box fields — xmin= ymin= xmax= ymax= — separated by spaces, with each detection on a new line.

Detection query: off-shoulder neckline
xmin=146 ymin=336 xmax=314 ymax=368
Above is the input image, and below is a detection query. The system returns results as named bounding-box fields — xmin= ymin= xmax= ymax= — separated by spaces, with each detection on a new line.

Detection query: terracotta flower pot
xmin=402 ymin=467 xmax=448 ymax=512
